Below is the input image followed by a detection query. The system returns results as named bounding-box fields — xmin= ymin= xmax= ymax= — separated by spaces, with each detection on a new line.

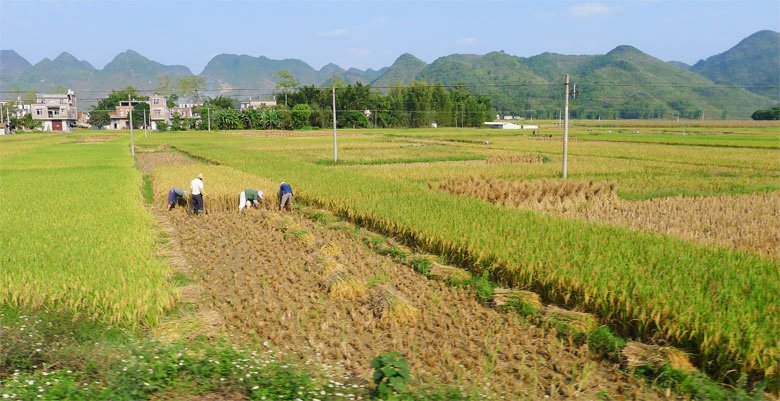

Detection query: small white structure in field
xmin=430 ymin=122 xmax=438 ymax=128
xmin=484 ymin=122 xmax=539 ymax=130
xmin=484 ymin=121 xmax=522 ymax=129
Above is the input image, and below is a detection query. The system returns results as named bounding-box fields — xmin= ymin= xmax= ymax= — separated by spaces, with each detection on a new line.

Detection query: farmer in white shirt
xmin=190 ymin=173 xmax=205 ymax=214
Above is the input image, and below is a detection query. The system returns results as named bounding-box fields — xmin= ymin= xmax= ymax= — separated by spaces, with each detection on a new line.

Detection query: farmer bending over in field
xmin=190 ymin=173 xmax=205 ymax=214
xmin=167 ymin=187 xmax=187 ymax=210
xmin=278 ymin=182 xmax=293 ymax=211
xmin=239 ymin=188 xmax=264 ymax=211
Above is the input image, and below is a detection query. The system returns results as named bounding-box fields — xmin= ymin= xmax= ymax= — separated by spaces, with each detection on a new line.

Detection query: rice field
xmin=1 ymin=121 xmax=778 ymax=396
xmin=136 ymin=123 xmax=780 ymax=387
xmin=0 ymin=134 xmax=175 ymax=325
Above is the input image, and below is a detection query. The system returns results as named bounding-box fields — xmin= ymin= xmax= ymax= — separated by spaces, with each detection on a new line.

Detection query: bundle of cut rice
xmin=428 ymin=262 xmax=472 ymax=283
xmin=322 ymin=269 xmax=366 ymax=300
xmin=622 ymin=341 xmax=695 ymax=372
xmin=492 ymin=288 xmax=543 ymax=311
xmin=541 ymin=305 xmax=598 ymax=334
xmin=368 ymin=286 xmax=419 ymax=324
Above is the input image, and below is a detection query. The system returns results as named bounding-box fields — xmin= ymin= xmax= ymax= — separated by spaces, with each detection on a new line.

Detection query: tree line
xmin=87 ymin=75 xmax=494 ymax=131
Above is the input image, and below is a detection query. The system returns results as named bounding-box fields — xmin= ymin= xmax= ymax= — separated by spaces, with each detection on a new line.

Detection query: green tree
xmin=291 ymin=104 xmax=312 ymax=129
xmin=751 ymin=106 xmax=780 ymax=120
xmin=176 ymin=76 xmax=206 ymax=104
xmin=89 ymin=87 xmax=147 ymax=128
xmin=203 ymin=95 xmax=235 ymax=110
xmin=131 ymin=102 xmax=150 ymax=129
xmin=275 ymin=70 xmax=299 ymax=106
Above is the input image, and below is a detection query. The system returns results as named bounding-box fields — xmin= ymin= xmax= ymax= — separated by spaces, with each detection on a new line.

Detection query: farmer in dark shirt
xmin=278 ymin=182 xmax=293 ymax=211
xmin=239 ymin=188 xmax=264 ymax=211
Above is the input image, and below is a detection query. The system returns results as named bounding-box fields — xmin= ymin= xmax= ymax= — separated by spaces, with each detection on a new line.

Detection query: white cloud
xmin=347 ymin=47 xmax=372 ymax=56
xmin=568 ymin=2 xmax=614 ymax=18
xmin=458 ymin=37 xmax=477 ymax=45
xmin=316 ymin=28 xmax=349 ymax=38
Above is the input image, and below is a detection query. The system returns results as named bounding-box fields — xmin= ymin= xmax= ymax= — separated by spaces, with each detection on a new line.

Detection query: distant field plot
xmin=0 ymin=136 xmax=174 ymax=325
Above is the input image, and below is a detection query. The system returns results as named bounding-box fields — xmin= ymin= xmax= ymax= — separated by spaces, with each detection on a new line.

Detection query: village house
xmin=29 ymin=90 xmax=78 ymax=131
xmin=148 ymin=94 xmax=170 ymax=130
xmin=108 ymin=99 xmax=142 ymax=130
xmin=107 ymin=94 xmax=171 ymax=130
xmin=239 ymin=99 xmax=277 ymax=111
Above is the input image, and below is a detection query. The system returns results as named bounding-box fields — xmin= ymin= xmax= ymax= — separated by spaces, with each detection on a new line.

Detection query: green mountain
xmin=370 ymin=44 xmax=774 ymax=119
xmin=691 ymin=30 xmax=780 ymax=100
xmin=200 ymin=54 xmax=319 ymax=95
xmin=12 ymin=52 xmax=97 ymax=92
xmin=3 ymin=31 xmax=776 ymax=116
xmin=0 ymin=50 xmax=32 ymax=89
xmin=371 ymin=53 xmax=427 ymax=88
xmin=568 ymin=45 xmax=771 ymax=119
xmin=198 ymin=54 xmax=380 ymax=97
xmin=100 ymin=50 xmax=192 ymax=88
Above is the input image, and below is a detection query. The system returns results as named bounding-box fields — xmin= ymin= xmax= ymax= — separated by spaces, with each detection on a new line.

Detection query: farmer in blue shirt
xmin=167 ymin=188 xmax=187 ymax=210
xmin=278 ymin=182 xmax=294 ymax=211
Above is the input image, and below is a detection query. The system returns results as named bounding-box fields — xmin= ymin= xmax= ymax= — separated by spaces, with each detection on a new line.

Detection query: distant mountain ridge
xmin=691 ymin=30 xmax=780 ymax=100
xmin=1 ymin=30 xmax=776 ymax=117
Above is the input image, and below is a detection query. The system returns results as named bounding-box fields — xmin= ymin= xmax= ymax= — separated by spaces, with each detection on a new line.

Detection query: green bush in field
xmin=587 ymin=326 xmax=626 ymax=363
xmin=371 ymin=351 xmax=410 ymax=400
xmin=409 ymin=257 xmax=432 ymax=277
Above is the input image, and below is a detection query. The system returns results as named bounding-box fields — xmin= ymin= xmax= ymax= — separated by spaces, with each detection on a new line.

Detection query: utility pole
xmin=129 ymin=108 xmax=135 ymax=158
xmin=207 ymin=107 xmax=211 ymax=131
xmin=332 ymin=86 xmax=338 ymax=162
xmin=143 ymin=109 xmax=147 ymax=138
xmin=562 ymin=74 xmax=570 ymax=178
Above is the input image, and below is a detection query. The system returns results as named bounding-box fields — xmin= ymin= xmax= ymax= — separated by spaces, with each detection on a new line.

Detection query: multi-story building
xmin=107 ymin=94 xmax=171 ymax=130
xmin=108 ymin=100 xmax=142 ymax=130
xmin=29 ymin=90 xmax=78 ymax=131
xmin=148 ymin=94 xmax=170 ymax=130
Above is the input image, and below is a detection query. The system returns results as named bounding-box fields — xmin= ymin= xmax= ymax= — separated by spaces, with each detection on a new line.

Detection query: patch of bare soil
xmin=165 ymin=209 xmax=664 ymax=400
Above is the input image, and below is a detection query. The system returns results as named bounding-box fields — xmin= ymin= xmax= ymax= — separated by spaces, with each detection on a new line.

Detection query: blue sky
xmin=1 ymin=0 xmax=778 ymax=73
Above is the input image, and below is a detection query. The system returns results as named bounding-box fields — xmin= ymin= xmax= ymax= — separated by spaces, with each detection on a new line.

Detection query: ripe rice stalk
xmin=152 ymin=309 xmax=222 ymax=340
xmin=320 ymin=243 xmax=342 ymax=257
xmin=177 ymin=284 xmax=202 ymax=304
xmin=622 ymin=341 xmax=695 ymax=372
xmin=321 ymin=258 xmax=347 ymax=276
xmin=368 ymin=286 xmax=419 ymax=324
xmin=542 ymin=305 xmax=598 ymax=334
xmin=486 ymin=154 xmax=544 ymax=164
xmin=285 ymin=228 xmax=316 ymax=245
xmin=322 ymin=270 xmax=367 ymax=300
xmin=428 ymin=262 xmax=472 ymax=283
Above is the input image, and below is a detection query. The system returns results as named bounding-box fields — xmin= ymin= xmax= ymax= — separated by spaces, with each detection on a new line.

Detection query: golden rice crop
xmin=436 ymin=176 xmax=616 ymax=212
xmin=0 ymin=139 xmax=175 ymax=325
xmin=153 ymin=164 xmax=276 ymax=213
xmin=558 ymin=191 xmax=780 ymax=258
xmin=486 ymin=154 xmax=543 ymax=164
